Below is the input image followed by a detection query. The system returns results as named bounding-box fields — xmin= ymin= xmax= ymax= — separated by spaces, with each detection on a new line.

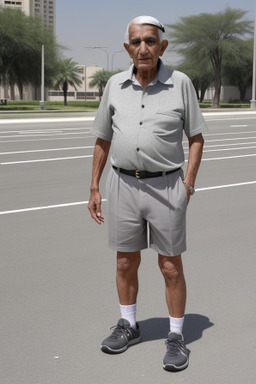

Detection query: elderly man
xmin=88 ymin=15 xmax=207 ymax=371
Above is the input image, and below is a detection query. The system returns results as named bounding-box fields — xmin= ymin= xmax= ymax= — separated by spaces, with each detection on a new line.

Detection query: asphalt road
xmin=0 ymin=111 xmax=256 ymax=384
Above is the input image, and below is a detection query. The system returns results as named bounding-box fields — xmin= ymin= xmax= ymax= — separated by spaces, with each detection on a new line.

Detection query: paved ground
xmin=0 ymin=111 xmax=256 ymax=383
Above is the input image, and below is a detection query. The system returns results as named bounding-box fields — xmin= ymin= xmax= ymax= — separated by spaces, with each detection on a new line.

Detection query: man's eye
xmin=131 ymin=40 xmax=140 ymax=46
xmin=147 ymin=39 xmax=155 ymax=45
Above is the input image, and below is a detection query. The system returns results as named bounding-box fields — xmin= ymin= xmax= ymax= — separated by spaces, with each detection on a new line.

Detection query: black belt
xmin=113 ymin=166 xmax=180 ymax=179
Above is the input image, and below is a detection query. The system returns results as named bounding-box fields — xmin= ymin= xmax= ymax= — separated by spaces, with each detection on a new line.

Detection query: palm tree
xmin=53 ymin=58 xmax=82 ymax=105
xmin=168 ymin=8 xmax=253 ymax=107
xmin=89 ymin=70 xmax=112 ymax=100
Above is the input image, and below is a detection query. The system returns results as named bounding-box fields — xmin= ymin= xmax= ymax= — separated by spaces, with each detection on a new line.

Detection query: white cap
xmin=130 ymin=15 xmax=165 ymax=32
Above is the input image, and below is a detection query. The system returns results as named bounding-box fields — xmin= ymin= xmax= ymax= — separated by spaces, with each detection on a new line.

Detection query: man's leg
xmin=158 ymin=254 xmax=186 ymax=318
xmin=116 ymin=251 xmax=141 ymax=305
xmin=116 ymin=251 xmax=141 ymax=328
xmin=158 ymin=254 xmax=189 ymax=371
xmin=101 ymin=251 xmax=141 ymax=354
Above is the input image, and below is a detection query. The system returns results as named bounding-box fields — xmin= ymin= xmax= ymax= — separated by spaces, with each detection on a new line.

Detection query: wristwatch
xmin=183 ymin=181 xmax=195 ymax=195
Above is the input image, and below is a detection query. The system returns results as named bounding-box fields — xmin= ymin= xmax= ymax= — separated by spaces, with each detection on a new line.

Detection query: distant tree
xmin=0 ymin=7 xmax=59 ymax=99
xmin=168 ymin=7 xmax=253 ymax=107
xmin=53 ymin=58 xmax=82 ymax=105
xmin=89 ymin=70 xmax=115 ymax=100
xmin=222 ymin=38 xmax=253 ymax=101
xmin=173 ymin=53 xmax=214 ymax=102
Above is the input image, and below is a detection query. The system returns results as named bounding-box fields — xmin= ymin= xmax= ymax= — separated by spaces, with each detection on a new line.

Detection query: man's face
xmin=124 ymin=23 xmax=168 ymax=73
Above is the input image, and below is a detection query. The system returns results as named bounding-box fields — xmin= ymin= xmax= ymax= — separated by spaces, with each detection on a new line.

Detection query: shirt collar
xmin=118 ymin=59 xmax=174 ymax=86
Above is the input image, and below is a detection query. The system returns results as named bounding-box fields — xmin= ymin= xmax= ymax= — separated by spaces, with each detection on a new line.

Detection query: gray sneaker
xmin=163 ymin=332 xmax=189 ymax=371
xmin=101 ymin=318 xmax=141 ymax=354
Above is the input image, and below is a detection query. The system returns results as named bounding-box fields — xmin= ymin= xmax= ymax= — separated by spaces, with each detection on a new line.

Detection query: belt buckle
xmin=135 ymin=170 xmax=140 ymax=179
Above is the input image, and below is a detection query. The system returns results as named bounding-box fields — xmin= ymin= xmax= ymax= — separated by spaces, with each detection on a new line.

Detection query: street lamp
xmin=40 ymin=44 xmax=45 ymax=110
xmin=111 ymin=50 xmax=125 ymax=71
xmin=84 ymin=46 xmax=109 ymax=71
xmin=251 ymin=0 xmax=256 ymax=108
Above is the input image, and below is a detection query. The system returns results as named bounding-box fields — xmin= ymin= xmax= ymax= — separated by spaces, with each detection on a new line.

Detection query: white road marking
xmin=201 ymin=153 xmax=256 ymax=161
xmin=204 ymin=141 xmax=256 ymax=148
xmin=196 ymin=181 xmax=256 ymax=191
xmin=18 ymin=130 xmax=63 ymax=134
xmin=202 ymin=111 xmax=256 ymax=117
xmin=0 ymin=131 xmax=91 ymax=139
xmin=203 ymin=145 xmax=256 ymax=153
xmin=0 ymin=117 xmax=94 ymax=124
xmin=0 ymin=126 xmax=90 ymax=134
xmin=204 ymin=131 xmax=256 ymax=137
xmin=0 ymin=200 xmax=106 ymax=215
xmin=0 ymin=146 xmax=94 ymax=155
xmin=0 ymin=181 xmax=255 ymax=216
xmin=1 ymin=150 xmax=256 ymax=165
xmin=205 ymin=136 xmax=256 ymax=142
xmin=0 ymin=155 xmax=93 ymax=165
xmin=230 ymin=125 xmax=248 ymax=128
xmin=0 ymin=111 xmax=255 ymax=126
xmin=0 ymin=135 xmax=90 ymax=144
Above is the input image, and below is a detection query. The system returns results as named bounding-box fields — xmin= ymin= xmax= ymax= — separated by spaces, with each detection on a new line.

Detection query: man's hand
xmin=183 ymin=185 xmax=191 ymax=204
xmin=88 ymin=138 xmax=111 ymax=225
xmin=184 ymin=133 xmax=204 ymax=203
xmin=88 ymin=189 xmax=104 ymax=224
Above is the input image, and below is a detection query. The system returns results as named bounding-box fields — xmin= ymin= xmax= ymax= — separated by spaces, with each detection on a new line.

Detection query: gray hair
xmin=124 ymin=15 xmax=165 ymax=43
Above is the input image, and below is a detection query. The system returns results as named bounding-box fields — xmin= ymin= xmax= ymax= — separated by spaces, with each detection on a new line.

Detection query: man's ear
xmin=160 ymin=40 xmax=168 ymax=56
xmin=124 ymin=43 xmax=132 ymax=57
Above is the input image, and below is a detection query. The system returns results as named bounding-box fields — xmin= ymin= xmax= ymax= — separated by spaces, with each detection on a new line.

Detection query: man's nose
xmin=139 ymin=41 xmax=148 ymax=54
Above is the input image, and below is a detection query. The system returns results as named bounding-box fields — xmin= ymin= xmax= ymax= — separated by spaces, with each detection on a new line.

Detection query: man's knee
xmin=158 ymin=254 xmax=184 ymax=281
xmin=117 ymin=251 xmax=141 ymax=274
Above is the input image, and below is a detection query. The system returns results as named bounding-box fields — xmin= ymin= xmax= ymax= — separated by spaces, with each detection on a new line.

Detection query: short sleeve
xmin=182 ymin=76 xmax=208 ymax=138
xmin=90 ymin=79 xmax=113 ymax=142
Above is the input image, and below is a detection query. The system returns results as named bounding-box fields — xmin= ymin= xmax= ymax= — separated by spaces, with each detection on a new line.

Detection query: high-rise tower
xmin=0 ymin=0 xmax=56 ymax=33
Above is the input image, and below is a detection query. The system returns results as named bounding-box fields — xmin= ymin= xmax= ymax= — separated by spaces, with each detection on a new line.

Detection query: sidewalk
xmin=0 ymin=110 xmax=97 ymax=119
xmin=1 ymin=108 xmax=256 ymax=120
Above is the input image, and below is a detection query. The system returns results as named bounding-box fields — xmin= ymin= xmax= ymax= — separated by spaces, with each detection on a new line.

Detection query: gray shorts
xmin=106 ymin=167 xmax=188 ymax=256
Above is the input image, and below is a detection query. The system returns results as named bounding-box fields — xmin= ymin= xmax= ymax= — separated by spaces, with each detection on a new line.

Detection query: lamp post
xmin=40 ymin=44 xmax=45 ymax=110
xmin=251 ymin=1 xmax=256 ymax=109
xmin=111 ymin=50 xmax=125 ymax=71
xmin=84 ymin=46 xmax=109 ymax=71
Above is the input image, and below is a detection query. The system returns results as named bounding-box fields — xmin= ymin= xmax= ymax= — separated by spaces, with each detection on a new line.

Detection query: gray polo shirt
xmin=91 ymin=60 xmax=207 ymax=172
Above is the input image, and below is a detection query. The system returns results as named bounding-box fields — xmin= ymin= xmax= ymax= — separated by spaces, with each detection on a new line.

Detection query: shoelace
xmin=165 ymin=339 xmax=185 ymax=356
xmin=110 ymin=325 xmax=130 ymax=340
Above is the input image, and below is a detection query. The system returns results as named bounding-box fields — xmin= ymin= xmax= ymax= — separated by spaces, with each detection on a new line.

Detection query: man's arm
xmin=88 ymin=137 xmax=111 ymax=224
xmin=183 ymin=133 xmax=204 ymax=201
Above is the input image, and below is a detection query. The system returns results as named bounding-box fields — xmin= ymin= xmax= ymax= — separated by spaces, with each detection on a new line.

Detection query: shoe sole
xmin=101 ymin=336 xmax=141 ymax=354
xmin=163 ymin=359 xmax=189 ymax=372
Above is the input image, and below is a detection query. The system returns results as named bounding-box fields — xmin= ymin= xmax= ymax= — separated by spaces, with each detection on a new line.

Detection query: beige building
xmin=48 ymin=65 xmax=104 ymax=102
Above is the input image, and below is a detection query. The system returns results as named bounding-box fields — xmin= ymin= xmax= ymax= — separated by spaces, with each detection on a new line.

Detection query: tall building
xmin=0 ymin=0 xmax=56 ymax=101
xmin=0 ymin=0 xmax=102 ymax=101
xmin=0 ymin=0 xmax=56 ymax=33
xmin=0 ymin=0 xmax=23 ymax=10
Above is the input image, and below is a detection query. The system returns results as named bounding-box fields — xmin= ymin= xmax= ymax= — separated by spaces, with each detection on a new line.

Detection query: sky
xmin=56 ymin=0 xmax=255 ymax=71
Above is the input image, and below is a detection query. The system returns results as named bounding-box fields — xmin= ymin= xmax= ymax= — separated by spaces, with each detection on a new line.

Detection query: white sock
xmin=169 ymin=315 xmax=184 ymax=335
xmin=120 ymin=304 xmax=137 ymax=329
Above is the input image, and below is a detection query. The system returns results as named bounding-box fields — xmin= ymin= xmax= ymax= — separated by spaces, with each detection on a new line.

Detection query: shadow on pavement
xmin=138 ymin=313 xmax=214 ymax=345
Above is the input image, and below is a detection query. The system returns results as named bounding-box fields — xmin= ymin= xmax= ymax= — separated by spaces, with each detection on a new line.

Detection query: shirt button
xmin=140 ymin=122 xmax=143 ymax=125
xmin=142 ymin=105 xmax=145 ymax=108
xmin=137 ymin=147 xmax=140 ymax=151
